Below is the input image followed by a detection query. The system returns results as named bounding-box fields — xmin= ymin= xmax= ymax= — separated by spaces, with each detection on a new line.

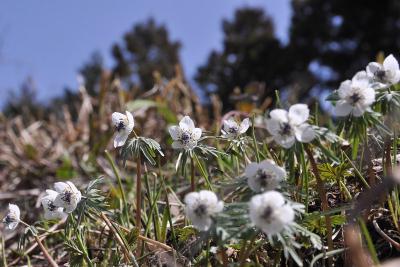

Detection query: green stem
xmin=136 ymin=154 xmax=142 ymax=231
xmin=388 ymin=194 xmax=399 ymax=230
xmin=251 ymin=114 xmax=260 ymax=163
xmin=235 ymin=155 xmax=240 ymax=176
xmin=193 ymin=153 xmax=214 ymax=191
xmin=159 ymin=177 xmax=178 ymax=249
xmin=358 ymin=219 xmax=379 ymax=265
xmin=76 ymin=231 xmax=93 ymax=267
xmin=105 ymin=150 xmax=129 ymax=224
xmin=190 ymin=156 xmax=196 ymax=192
xmin=299 ymin=144 xmax=309 ymax=211
xmin=342 ymin=151 xmax=370 ymax=188
xmin=339 ymin=180 xmax=352 ymax=200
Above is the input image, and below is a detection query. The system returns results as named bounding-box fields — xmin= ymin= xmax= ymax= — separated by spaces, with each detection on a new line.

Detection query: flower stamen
xmin=280 ymin=123 xmax=292 ymax=135
xmin=115 ymin=120 xmax=126 ymax=132
xmin=193 ymin=203 xmax=207 ymax=217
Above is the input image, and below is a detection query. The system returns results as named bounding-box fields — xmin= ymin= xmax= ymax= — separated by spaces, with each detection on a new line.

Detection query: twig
xmin=9 ymin=219 xmax=65 ymax=266
xmin=372 ymin=219 xmax=400 ymax=251
xmin=100 ymin=213 xmax=138 ymax=266
xmin=118 ymin=224 xmax=174 ymax=252
xmin=33 ymin=235 xmax=59 ymax=267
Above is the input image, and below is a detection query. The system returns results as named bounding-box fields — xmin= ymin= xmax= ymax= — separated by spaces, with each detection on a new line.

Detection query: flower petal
xmin=125 ymin=111 xmax=134 ymax=131
xmin=199 ymin=190 xmax=218 ymax=204
xmin=239 ymin=118 xmax=250 ymax=134
xmin=179 ymin=116 xmax=195 ymax=130
xmin=192 ymin=128 xmax=202 ymax=140
xmin=7 ymin=221 xmax=19 ymax=230
xmin=383 ymin=54 xmax=399 ymax=72
xmin=334 ymin=100 xmax=353 ymax=117
xmin=294 ymin=124 xmax=315 ymax=143
xmin=262 ymin=160 xmax=286 ymax=180
xmin=44 ymin=209 xmax=67 ymax=220
xmin=391 ymin=70 xmax=400 ymax=84
xmin=366 ymin=62 xmax=382 ymax=76
xmin=171 ymin=140 xmax=184 ymax=149
xmin=223 ymin=119 xmax=237 ymax=131
xmin=111 ymin=112 xmax=126 ymax=126
xmin=288 ymin=104 xmax=309 ymax=125
xmin=168 ymin=126 xmax=181 ymax=140
xmin=245 ymin=162 xmax=259 ymax=178
xmin=352 ymin=105 xmax=368 ymax=117
xmin=269 ymin=109 xmax=288 ymax=123
xmin=351 ymin=73 xmax=370 ymax=88
xmin=362 ymin=87 xmax=376 ymax=105
xmin=337 ymin=80 xmax=352 ymax=99
xmin=274 ymin=134 xmax=295 ymax=148
xmin=352 ymin=70 xmax=369 ymax=83
xmin=67 ymin=182 xmax=82 ymax=202
xmin=184 ymin=192 xmax=199 ymax=206
xmin=54 ymin=182 xmax=68 ymax=193
xmin=114 ymin=132 xmax=129 ymax=148
xmin=265 ymin=118 xmax=281 ymax=136
xmin=9 ymin=204 xmax=20 ymax=219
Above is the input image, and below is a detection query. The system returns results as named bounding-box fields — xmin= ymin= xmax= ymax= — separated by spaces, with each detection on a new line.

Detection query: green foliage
xmin=303 ymin=213 xmax=346 ymax=235
xmin=121 ymin=136 xmax=164 ymax=165
xmin=176 ymin=226 xmax=197 ymax=245
xmin=56 ymin=156 xmax=78 ymax=180
xmin=318 ymin=162 xmax=352 ymax=182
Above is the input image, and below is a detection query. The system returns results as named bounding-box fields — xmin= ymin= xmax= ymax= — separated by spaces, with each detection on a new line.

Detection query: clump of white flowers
xmin=53 ymin=181 xmax=82 ymax=213
xmin=249 ymin=191 xmax=296 ymax=236
xmin=221 ymin=118 xmax=250 ymax=139
xmin=367 ymin=54 xmax=400 ymax=87
xmin=112 ymin=111 xmax=134 ymax=148
xmin=41 ymin=190 xmax=67 ymax=220
xmin=266 ymin=104 xmax=315 ymax=148
xmin=245 ymin=159 xmax=286 ymax=192
xmin=334 ymin=71 xmax=375 ymax=117
xmin=2 ymin=204 xmax=20 ymax=230
xmin=184 ymin=190 xmax=224 ymax=231
xmin=169 ymin=116 xmax=202 ymax=150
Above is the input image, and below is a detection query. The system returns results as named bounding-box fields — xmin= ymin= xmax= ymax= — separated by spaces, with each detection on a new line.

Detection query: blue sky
xmin=0 ymin=0 xmax=291 ymax=105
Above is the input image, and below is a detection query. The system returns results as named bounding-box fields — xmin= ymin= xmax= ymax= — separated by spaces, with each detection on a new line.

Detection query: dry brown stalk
xmin=304 ymin=146 xmax=334 ymax=267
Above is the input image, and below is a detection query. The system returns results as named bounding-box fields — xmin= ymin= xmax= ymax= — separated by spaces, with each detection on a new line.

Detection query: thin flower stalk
xmin=304 ymin=146 xmax=333 ymax=266
xmin=19 ymin=220 xmax=59 ymax=267
xmin=190 ymin=156 xmax=195 ymax=192
xmin=136 ymin=154 xmax=142 ymax=233
xmin=105 ymin=150 xmax=129 ymax=224
xmin=33 ymin=235 xmax=59 ymax=267
xmin=100 ymin=213 xmax=139 ymax=267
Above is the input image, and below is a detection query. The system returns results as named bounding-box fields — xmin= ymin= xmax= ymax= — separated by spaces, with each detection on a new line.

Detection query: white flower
xmin=2 ymin=204 xmax=20 ymax=230
xmin=221 ymin=118 xmax=250 ymax=138
xmin=53 ymin=181 xmax=82 ymax=213
xmin=112 ymin=111 xmax=134 ymax=148
xmin=169 ymin=116 xmax=202 ymax=150
xmin=266 ymin=104 xmax=315 ymax=148
xmin=245 ymin=159 xmax=286 ymax=192
xmin=184 ymin=190 xmax=224 ymax=231
xmin=366 ymin=54 xmax=400 ymax=86
xmin=334 ymin=71 xmax=375 ymax=117
xmin=249 ymin=191 xmax=295 ymax=236
xmin=41 ymin=190 xmax=67 ymax=220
